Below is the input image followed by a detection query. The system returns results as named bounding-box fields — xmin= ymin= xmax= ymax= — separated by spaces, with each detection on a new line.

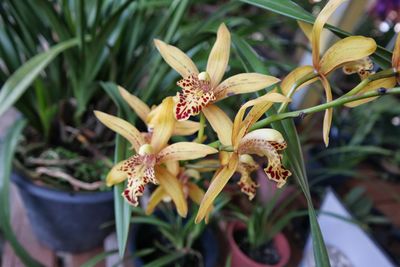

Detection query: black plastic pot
xmin=12 ymin=172 xmax=114 ymax=252
xmin=130 ymin=220 xmax=219 ymax=267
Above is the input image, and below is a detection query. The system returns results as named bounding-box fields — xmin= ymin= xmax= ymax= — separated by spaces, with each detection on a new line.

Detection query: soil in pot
xmin=234 ymin=229 xmax=281 ymax=265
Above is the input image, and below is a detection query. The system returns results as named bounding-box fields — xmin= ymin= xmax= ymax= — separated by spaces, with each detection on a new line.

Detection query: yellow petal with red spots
xmin=239 ymin=129 xmax=291 ymax=188
xmin=106 ymin=160 xmax=128 ymax=186
xmin=237 ymin=154 xmax=259 ymax=200
xmin=175 ymin=74 xmax=216 ymax=121
xmin=154 ymin=39 xmax=199 ymax=78
xmin=392 ymin=33 xmax=400 ymax=70
xmin=94 ymin=110 xmax=145 ymax=152
xmin=206 ymin=23 xmax=231 ymax=88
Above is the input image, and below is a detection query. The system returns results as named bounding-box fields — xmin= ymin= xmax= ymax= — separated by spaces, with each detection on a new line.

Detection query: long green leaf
xmin=0 ymin=119 xmax=43 ymax=267
xmin=101 ymin=82 xmax=133 ymax=258
xmin=241 ymin=0 xmax=392 ymax=68
xmin=0 ymin=38 xmax=79 ymax=117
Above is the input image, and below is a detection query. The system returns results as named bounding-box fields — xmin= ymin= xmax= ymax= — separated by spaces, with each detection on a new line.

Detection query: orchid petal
xmin=118 ymin=86 xmax=150 ymax=124
xmin=173 ymin=120 xmax=201 ymax=136
xmin=202 ymin=105 xmax=233 ymax=146
xmin=319 ymin=36 xmax=377 ymax=75
xmin=151 ymin=97 xmax=175 ymax=153
xmin=154 ymin=39 xmax=198 ymax=78
xmin=106 ymin=160 xmax=128 ymax=186
xmin=237 ymin=154 xmax=259 ymax=200
xmin=206 ymin=23 xmax=231 ymax=88
xmin=280 ymin=66 xmax=316 ymax=96
xmin=320 ymin=76 xmax=333 ymax=147
xmin=146 ymin=186 xmax=167 ymax=215
xmin=298 ymin=21 xmax=313 ymax=42
xmin=157 ymin=142 xmax=218 ymax=164
xmin=214 ymin=73 xmax=280 ymax=100
xmin=345 ymin=77 xmax=397 ymax=108
xmin=188 ymin=182 xmax=213 ymax=223
xmin=165 ymin=160 xmax=180 ymax=177
xmin=239 ymin=129 xmax=291 ymax=188
xmin=196 ymin=153 xmax=239 ymax=223
xmin=94 ymin=111 xmax=145 ymax=152
xmin=156 ymin=166 xmax=188 ymax=217
xmin=232 ymin=93 xmax=290 ymax=147
xmin=312 ymin=0 xmax=347 ymax=68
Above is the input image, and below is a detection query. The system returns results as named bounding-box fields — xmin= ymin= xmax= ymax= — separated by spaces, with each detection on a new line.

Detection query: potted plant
xmin=225 ymin=189 xmax=293 ymax=267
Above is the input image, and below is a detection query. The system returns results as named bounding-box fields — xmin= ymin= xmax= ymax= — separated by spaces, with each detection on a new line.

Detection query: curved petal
xmin=345 ymin=77 xmax=397 ymax=108
xmin=320 ymin=76 xmax=333 ymax=147
xmin=146 ymin=186 xmax=167 ymax=215
xmin=154 ymin=39 xmax=198 ymax=78
xmin=151 ymin=97 xmax=175 ymax=153
xmin=214 ymin=73 xmax=280 ymax=100
xmin=173 ymin=120 xmax=201 ymax=136
xmin=298 ymin=21 xmax=312 ymax=42
xmin=312 ymin=0 xmax=347 ymax=68
xmin=342 ymin=57 xmax=374 ymax=79
xmin=196 ymin=153 xmax=239 ymax=223
xmin=207 ymin=23 xmax=231 ymax=88
xmin=202 ymin=105 xmax=233 ymax=146
xmin=156 ymin=166 xmax=188 ymax=217
xmin=232 ymin=93 xmax=290 ymax=147
xmin=188 ymin=182 xmax=213 ymax=223
xmin=94 ymin=111 xmax=145 ymax=151
xmin=280 ymin=66 xmax=316 ymax=96
xmin=118 ymin=86 xmax=150 ymax=124
xmin=392 ymin=33 xmax=400 ymax=71
xmin=157 ymin=142 xmax=218 ymax=164
xmin=165 ymin=160 xmax=180 ymax=177
xmin=239 ymin=129 xmax=291 ymax=188
xmin=237 ymin=154 xmax=259 ymax=200
xmin=106 ymin=160 xmax=128 ymax=186
xmin=320 ymin=36 xmax=377 ymax=75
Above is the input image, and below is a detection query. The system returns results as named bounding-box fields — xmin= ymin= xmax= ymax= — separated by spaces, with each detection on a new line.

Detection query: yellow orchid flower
xmin=154 ymin=23 xmax=280 ymax=124
xmin=295 ymin=0 xmax=377 ymax=146
xmin=344 ymin=33 xmax=400 ymax=107
xmin=94 ymin=98 xmax=218 ymax=217
xmin=118 ymin=86 xmax=200 ymax=136
xmin=195 ymin=92 xmax=292 ymax=223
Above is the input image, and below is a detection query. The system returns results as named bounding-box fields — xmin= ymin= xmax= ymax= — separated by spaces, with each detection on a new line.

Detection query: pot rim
xmin=12 ymin=172 xmax=113 ymax=203
xmin=227 ymin=221 xmax=290 ymax=267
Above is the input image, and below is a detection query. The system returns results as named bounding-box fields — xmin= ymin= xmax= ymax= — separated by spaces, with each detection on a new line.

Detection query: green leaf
xmin=0 ymin=119 xmax=43 ymax=267
xmin=241 ymin=0 xmax=392 ymax=68
xmin=0 ymin=38 xmax=79 ymax=117
xmin=81 ymin=249 xmax=118 ymax=267
xmin=101 ymin=82 xmax=133 ymax=258
xmin=143 ymin=251 xmax=184 ymax=267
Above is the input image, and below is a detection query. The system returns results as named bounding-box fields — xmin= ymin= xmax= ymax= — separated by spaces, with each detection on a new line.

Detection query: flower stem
xmin=342 ymin=68 xmax=398 ymax=97
xmin=251 ymin=86 xmax=400 ymax=130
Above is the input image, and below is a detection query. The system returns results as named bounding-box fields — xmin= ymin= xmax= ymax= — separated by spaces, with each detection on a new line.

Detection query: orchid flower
xmin=344 ymin=33 xmax=400 ymax=107
xmin=154 ymin=23 xmax=280 ymax=126
xmin=94 ymin=97 xmax=217 ymax=217
xmin=195 ymin=92 xmax=292 ymax=223
xmin=118 ymin=86 xmax=200 ymax=136
xmin=292 ymin=0 xmax=377 ymax=146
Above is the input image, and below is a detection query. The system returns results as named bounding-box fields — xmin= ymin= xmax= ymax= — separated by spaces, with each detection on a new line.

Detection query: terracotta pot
xmin=227 ymin=221 xmax=290 ymax=267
